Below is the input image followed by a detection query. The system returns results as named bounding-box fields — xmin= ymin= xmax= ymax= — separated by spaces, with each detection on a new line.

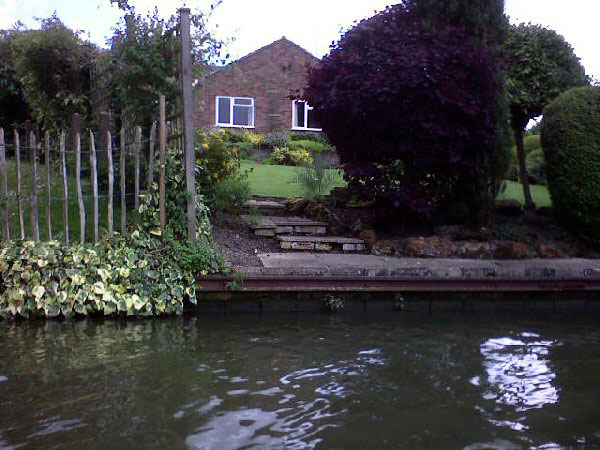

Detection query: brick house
xmin=194 ymin=37 xmax=321 ymax=133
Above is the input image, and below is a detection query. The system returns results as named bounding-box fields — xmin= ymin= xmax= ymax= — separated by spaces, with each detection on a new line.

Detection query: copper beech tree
xmin=304 ymin=4 xmax=506 ymax=223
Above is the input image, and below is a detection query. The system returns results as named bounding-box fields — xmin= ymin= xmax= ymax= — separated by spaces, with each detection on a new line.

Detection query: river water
xmin=1 ymin=312 xmax=599 ymax=449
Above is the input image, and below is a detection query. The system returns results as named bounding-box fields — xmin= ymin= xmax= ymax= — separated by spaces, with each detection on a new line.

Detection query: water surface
xmin=1 ymin=313 xmax=600 ymax=449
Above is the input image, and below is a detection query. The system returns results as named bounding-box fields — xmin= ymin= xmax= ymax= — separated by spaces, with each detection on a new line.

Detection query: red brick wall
xmin=194 ymin=38 xmax=318 ymax=133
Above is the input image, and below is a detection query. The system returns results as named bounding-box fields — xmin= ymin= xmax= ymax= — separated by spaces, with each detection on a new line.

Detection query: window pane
xmin=234 ymin=98 xmax=252 ymax=105
xmin=218 ymin=97 xmax=231 ymax=124
xmin=295 ymin=101 xmax=306 ymax=128
xmin=233 ymin=105 xmax=252 ymax=126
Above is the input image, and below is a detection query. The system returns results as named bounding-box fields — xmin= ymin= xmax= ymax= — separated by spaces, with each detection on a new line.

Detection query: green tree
xmin=107 ymin=3 xmax=226 ymax=127
xmin=506 ymin=23 xmax=588 ymax=209
xmin=10 ymin=15 xmax=98 ymax=128
xmin=0 ymin=27 xmax=30 ymax=125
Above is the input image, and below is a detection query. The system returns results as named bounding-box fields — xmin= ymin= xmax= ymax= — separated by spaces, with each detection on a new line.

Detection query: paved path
xmin=252 ymin=253 xmax=600 ymax=279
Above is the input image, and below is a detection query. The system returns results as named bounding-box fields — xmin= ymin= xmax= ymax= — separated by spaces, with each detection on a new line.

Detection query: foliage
xmin=195 ymin=129 xmax=242 ymax=204
xmin=0 ymin=28 xmax=30 ymax=125
xmin=212 ymin=177 xmax=251 ymax=213
xmin=262 ymin=131 xmax=290 ymax=149
xmin=10 ymin=16 xmax=97 ymax=128
xmin=506 ymin=23 xmax=589 ymax=208
xmin=108 ymin=3 xmax=226 ymax=126
xmin=270 ymin=147 xmax=313 ymax=167
xmin=541 ymin=86 xmax=600 ymax=242
xmin=0 ymin=145 xmax=227 ymax=319
xmin=304 ymin=4 xmax=504 ymax=222
xmin=297 ymin=156 xmax=334 ymax=201
xmin=288 ymin=140 xmax=328 ymax=154
xmin=523 ymin=134 xmax=541 ymax=154
xmin=289 ymin=132 xmax=328 ymax=144
xmin=241 ymin=131 xmax=263 ymax=147
xmin=525 ymin=148 xmax=546 ymax=185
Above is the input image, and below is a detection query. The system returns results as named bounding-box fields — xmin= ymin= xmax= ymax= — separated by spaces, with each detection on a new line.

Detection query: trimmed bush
xmin=288 ymin=139 xmax=328 ymax=154
xmin=541 ymin=86 xmax=600 ymax=242
xmin=290 ymin=132 xmax=328 ymax=144
xmin=263 ymin=131 xmax=290 ymax=149
xmin=270 ymin=147 xmax=313 ymax=166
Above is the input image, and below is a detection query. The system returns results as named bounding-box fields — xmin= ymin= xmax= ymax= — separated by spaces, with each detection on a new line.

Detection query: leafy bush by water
xmin=0 ymin=148 xmax=227 ymax=319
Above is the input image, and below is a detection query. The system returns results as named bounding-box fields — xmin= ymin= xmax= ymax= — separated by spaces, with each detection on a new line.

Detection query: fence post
xmin=90 ymin=130 xmax=99 ymax=243
xmin=60 ymin=131 xmax=69 ymax=244
xmin=179 ymin=7 xmax=197 ymax=242
xmin=75 ymin=132 xmax=85 ymax=243
xmin=134 ymin=125 xmax=141 ymax=224
xmin=29 ymin=131 xmax=39 ymax=241
xmin=107 ymin=131 xmax=114 ymax=237
xmin=147 ymin=122 xmax=157 ymax=191
xmin=14 ymin=129 xmax=25 ymax=239
xmin=159 ymin=95 xmax=166 ymax=230
xmin=0 ymin=128 xmax=9 ymax=240
xmin=120 ymin=128 xmax=126 ymax=234
xmin=44 ymin=131 xmax=52 ymax=240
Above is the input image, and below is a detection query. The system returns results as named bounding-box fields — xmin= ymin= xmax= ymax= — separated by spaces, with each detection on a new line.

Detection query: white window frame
xmin=215 ymin=96 xmax=255 ymax=128
xmin=291 ymin=100 xmax=322 ymax=131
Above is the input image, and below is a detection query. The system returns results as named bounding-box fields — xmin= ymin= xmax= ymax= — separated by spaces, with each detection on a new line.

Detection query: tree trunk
xmin=513 ymin=125 xmax=535 ymax=210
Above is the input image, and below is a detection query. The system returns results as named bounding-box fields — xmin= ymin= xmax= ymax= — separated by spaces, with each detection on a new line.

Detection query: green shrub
xmin=242 ymin=131 xmax=263 ymax=147
xmin=195 ymin=129 xmax=241 ymax=207
xmin=541 ymin=86 xmax=600 ymax=242
xmin=288 ymin=139 xmax=329 ymax=154
xmin=263 ymin=131 xmax=290 ymax=149
xmin=524 ymin=134 xmax=541 ymax=154
xmin=290 ymin=132 xmax=328 ymax=144
xmin=525 ymin=147 xmax=546 ymax=185
xmin=212 ymin=177 xmax=251 ymax=213
xmin=270 ymin=147 xmax=314 ymax=166
xmin=220 ymin=129 xmax=246 ymax=143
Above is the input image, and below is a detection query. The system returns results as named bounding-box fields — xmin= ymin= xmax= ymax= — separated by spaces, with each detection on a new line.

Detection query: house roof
xmin=198 ymin=37 xmax=319 ymax=82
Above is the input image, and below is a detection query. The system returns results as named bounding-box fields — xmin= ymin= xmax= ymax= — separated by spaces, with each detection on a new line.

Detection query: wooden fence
xmin=0 ymin=100 xmax=171 ymax=244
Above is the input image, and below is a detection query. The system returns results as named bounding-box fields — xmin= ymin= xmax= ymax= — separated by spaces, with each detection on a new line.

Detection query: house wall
xmin=194 ymin=38 xmax=318 ymax=133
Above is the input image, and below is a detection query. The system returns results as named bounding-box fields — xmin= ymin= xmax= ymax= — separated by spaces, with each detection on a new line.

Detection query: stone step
xmin=242 ymin=199 xmax=289 ymax=216
xmin=242 ymin=215 xmax=327 ymax=237
xmin=277 ymin=235 xmax=366 ymax=252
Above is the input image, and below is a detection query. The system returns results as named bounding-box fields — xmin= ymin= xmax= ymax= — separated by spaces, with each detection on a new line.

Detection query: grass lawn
xmin=2 ymin=158 xmax=126 ymax=242
xmin=241 ymin=160 xmax=346 ymax=198
xmin=241 ymin=161 xmax=553 ymax=207
xmin=497 ymin=180 xmax=552 ymax=208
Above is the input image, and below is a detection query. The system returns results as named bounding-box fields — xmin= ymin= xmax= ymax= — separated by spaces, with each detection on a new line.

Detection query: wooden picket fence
xmin=0 ymin=97 xmax=172 ymax=244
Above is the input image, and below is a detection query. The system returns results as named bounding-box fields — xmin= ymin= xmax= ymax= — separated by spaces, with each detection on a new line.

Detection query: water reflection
xmin=185 ymin=347 xmax=387 ymax=449
xmin=476 ymin=332 xmax=559 ymax=412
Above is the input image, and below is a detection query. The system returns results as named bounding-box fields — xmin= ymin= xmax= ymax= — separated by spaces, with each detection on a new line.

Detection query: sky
xmin=0 ymin=0 xmax=598 ymax=80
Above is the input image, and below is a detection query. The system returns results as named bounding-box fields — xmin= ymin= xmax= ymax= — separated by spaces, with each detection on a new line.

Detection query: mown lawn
xmin=497 ymin=180 xmax=552 ymax=208
xmin=241 ymin=160 xmax=346 ymax=198
xmin=241 ymin=160 xmax=552 ymax=207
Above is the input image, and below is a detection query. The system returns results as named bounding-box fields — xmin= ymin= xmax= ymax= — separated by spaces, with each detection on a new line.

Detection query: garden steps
xmin=277 ymin=235 xmax=366 ymax=252
xmin=242 ymin=215 xmax=328 ymax=237
xmin=242 ymin=199 xmax=290 ymax=216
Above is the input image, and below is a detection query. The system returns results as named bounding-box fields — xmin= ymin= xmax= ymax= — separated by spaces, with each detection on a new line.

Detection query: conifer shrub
xmin=541 ymin=86 xmax=600 ymax=242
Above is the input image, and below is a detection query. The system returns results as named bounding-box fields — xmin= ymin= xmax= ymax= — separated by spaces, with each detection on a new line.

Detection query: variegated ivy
xmin=0 ymin=235 xmax=200 ymax=318
xmin=0 ymin=149 xmax=227 ymax=319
